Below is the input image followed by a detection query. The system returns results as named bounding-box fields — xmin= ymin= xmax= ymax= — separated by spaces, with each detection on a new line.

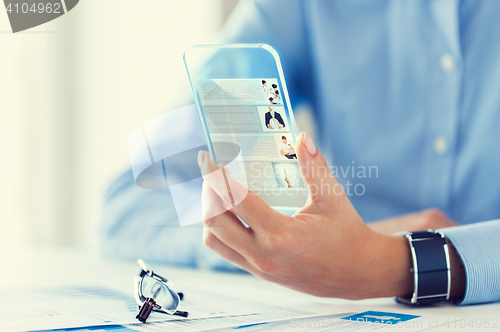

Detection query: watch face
xmin=269 ymin=118 xmax=280 ymax=129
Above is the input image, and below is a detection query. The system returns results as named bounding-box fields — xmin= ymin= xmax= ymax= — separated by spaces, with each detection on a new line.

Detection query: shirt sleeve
xmin=440 ymin=219 xmax=500 ymax=305
xmin=98 ymin=168 xmax=240 ymax=271
xmin=220 ymin=0 xmax=314 ymax=107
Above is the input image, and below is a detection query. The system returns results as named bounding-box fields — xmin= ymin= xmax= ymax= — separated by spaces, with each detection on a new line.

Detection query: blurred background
xmin=0 ymin=0 xmax=239 ymax=249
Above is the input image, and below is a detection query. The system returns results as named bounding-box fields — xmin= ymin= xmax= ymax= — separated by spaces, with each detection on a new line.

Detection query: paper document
xmin=125 ymin=309 xmax=454 ymax=332
xmin=206 ymin=310 xmax=457 ymax=331
xmin=0 ymin=285 xmax=258 ymax=332
xmin=0 ymin=284 xmax=455 ymax=332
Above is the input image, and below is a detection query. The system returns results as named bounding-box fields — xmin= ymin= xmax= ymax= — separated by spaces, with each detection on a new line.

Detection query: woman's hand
xmin=197 ymin=132 xmax=414 ymax=300
xmin=369 ymin=209 xmax=459 ymax=235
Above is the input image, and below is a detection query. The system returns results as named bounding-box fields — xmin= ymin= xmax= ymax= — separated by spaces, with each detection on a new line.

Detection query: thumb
xmin=296 ymin=132 xmax=342 ymax=204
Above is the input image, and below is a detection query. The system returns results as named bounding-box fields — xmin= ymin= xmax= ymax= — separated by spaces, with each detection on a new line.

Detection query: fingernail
xmin=198 ymin=150 xmax=206 ymax=168
xmin=302 ymin=132 xmax=317 ymax=155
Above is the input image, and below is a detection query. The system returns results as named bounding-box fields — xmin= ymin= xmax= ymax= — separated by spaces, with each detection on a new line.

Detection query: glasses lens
xmin=140 ymin=274 xmax=180 ymax=314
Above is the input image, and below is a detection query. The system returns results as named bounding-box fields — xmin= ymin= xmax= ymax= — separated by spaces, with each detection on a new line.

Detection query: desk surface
xmin=2 ymin=245 xmax=499 ymax=331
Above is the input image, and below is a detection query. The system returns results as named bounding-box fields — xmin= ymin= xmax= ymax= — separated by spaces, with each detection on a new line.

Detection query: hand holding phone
xmin=184 ymin=44 xmax=308 ymax=213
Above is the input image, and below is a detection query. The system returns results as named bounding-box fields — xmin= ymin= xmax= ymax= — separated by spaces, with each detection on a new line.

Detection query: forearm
xmin=368 ymin=233 xmax=413 ymax=299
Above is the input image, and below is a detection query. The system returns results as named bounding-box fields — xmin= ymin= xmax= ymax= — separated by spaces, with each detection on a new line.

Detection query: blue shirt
xmin=99 ymin=0 xmax=500 ymax=305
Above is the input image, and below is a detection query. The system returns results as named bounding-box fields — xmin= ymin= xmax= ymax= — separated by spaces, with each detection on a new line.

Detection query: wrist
xmin=359 ymin=231 xmax=465 ymax=301
xmin=395 ymin=231 xmax=463 ymax=305
xmin=381 ymin=234 xmax=414 ymax=298
xmin=360 ymin=231 xmax=413 ymax=298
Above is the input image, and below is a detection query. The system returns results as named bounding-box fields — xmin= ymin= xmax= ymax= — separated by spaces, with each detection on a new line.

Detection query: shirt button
xmin=433 ymin=136 xmax=449 ymax=155
xmin=440 ymin=54 xmax=455 ymax=73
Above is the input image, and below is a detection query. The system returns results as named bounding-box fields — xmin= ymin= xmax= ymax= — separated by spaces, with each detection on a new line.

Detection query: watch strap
xmin=396 ymin=230 xmax=451 ymax=305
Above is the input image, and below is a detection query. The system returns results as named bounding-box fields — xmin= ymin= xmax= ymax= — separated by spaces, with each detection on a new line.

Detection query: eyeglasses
xmin=134 ymin=259 xmax=188 ymax=323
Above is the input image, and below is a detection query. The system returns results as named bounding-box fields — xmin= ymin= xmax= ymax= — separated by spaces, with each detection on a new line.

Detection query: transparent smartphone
xmin=184 ymin=44 xmax=308 ymax=213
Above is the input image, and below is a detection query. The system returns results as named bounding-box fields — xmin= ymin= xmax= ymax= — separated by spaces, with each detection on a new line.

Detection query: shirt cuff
xmin=440 ymin=219 xmax=500 ymax=305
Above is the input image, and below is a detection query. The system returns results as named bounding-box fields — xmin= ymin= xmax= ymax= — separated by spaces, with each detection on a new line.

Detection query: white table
xmin=2 ymin=245 xmax=499 ymax=331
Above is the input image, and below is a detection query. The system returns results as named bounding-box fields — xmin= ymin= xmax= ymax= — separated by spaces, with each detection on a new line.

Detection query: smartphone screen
xmin=184 ymin=45 xmax=308 ymax=213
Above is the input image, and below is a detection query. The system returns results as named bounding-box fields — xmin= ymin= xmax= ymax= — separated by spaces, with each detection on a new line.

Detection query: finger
xmin=201 ymin=180 xmax=255 ymax=254
xmin=420 ymin=208 xmax=459 ymax=229
xmin=202 ymin=227 xmax=256 ymax=272
xmin=198 ymin=150 xmax=241 ymax=207
xmin=198 ymin=150 xmax=279 ymax=232
xmin=201 ymin=167 xmax=232 ymax=218
xmin=295 ymin=132 xmax=343 ymax=204
xmin=203 ymin=227 xmax=285 ymax=284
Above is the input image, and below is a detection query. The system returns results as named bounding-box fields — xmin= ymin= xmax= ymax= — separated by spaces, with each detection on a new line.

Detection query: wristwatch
xmin=396 ymin=230 xmax=451 ymax=305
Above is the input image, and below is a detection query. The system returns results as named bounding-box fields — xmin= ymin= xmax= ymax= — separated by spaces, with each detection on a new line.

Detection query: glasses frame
xmin=134 ymin=259 xmax=188 ymax=322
